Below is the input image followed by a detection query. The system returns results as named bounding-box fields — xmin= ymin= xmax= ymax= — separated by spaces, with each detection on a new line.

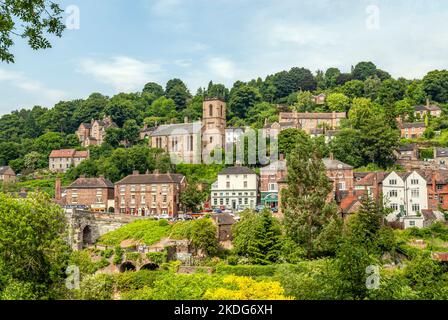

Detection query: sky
xmin=1 ymin=0 xmax=448 ymax=114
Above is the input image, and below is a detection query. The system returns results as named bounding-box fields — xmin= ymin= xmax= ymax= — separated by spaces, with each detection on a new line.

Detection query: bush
xmin=125 ymin=252 xmax=141 ymax=263
xmin=100 ymin=249 xmax=114 ymax=259
xmin=215 ymin=264 xmax=279 ymax=277
xmin=113 ymin=246 xmax=123 ymax=265
xmin=115 ymin=270 xmax=164 ymax=292
xmin=146 ymin=251 xmax=167 ymax=264
xmin=78 ymin=274 xmax=114 ymax=300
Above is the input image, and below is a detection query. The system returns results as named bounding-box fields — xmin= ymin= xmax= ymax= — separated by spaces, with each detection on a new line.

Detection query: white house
xmin=211 ymin=166 xmax=258 ymax=210
xmin=382 ymin=171 xmax=428 ymax=223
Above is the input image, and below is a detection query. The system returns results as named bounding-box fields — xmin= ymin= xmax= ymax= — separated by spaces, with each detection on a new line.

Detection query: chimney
xmin=99 ymin=174 xmax=105 ymax=179
xmin=264 ymin=118 xmax=268 ymax=126
xmin=427 ymin=98 xmax=430 ymax=107
xmin=133 ymin=170 xmax=139 ymax=176
xmin=279 ymin=153 xmax=285 ymax=161
xmin=55 ymin=177 xmax=62 ymax=201
xmin=184 ymin=116 xmax=189 ymax=124
xmin=80 ymin=174 xmax=86 ymax=179
xmin=329 ymin=152 xmax=334 ymax=160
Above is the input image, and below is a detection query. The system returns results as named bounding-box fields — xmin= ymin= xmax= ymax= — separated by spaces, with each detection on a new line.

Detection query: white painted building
xmin=382 ymin=171 xmax=428 ymax=223
xmin=211 ymin=166 xmax=258 ymax=210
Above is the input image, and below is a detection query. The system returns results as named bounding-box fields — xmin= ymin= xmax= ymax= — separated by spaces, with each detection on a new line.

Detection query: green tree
xmin=122 ymin=119 xmax=140 ymax=146
xmin=229 ymin=85 xmax=262 ymax=119
xmin=281 ymin=134 xmax=338 ymax=258
xmin=422 ymin=70 xmax=448 ymax=103
xmin=329 ymin=129 xmax=364 ymax=168
xmin=0 ymin=192 xmax=70 ymax=299
xmin=294 ymin=91 xmax=315 ymax=112
xmin=341 ymin=80 xmax=365 ymax=99
xmin=278 ymin=128 xmax=309 ymax=155
xmin=352 ymin=61 xmax=378 ymax=81
xmin=233 ymin=209 xmax=282 ymax=264
xmin=180 ymin=183 xmax=207 ymax=212
xmin=326 ymin=93 xmax=350 ymax=112
xmin=166 ymin=79 xmax=191 ymax=111
xmin=325 ymin=67 xmax=341 ymax=89
xmin=190 ymin=218 xmax=218 ymax=256
xmin=143 ymin=82 xmax=164 ymax=98
xmin=0 ymin=0 xmax=65 ymax=63
xmin=105 ymin=127 xmax=123 ymax=148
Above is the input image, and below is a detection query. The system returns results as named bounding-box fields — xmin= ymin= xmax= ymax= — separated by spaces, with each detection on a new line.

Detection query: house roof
xmin=260 ymin=160 xmax=287 ymax=173
xmin=280 ymin=112 xmax=346 ymax=120
xmin=414 ymin=105 xmax=441 ymax=112
xmin=398 ymin=144 xmax=416 ymax=152
xmin=0 ymin=166 xmax=14 ymax=175
xmin=74 ymin=150 xmax=89 ymax=158
xmin=212 ymin=213 xmax=236 ymax=225
xmin=323 ymin=158 xmax=353 ymax=170
xmin=49 ymin=149 xmax=76 ymax=158
xmin=67 ymin=177 xmax=114 ymax=189
xmin=219 ymin=166 xmax=256 ymax=175
xmin=80 ymin=123 xmax=92 ymax=129
xmin=401 ymin=122 xmax=426 ymax=129
xmin=150 ymin=122 xmax=202 ymax=137
xmin=116 ymin=173 xmax=185 ymax=185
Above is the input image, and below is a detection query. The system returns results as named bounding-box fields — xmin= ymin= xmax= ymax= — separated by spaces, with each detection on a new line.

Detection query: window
xmin=121 ymin=196 xmax=125 ymax=205
xmin=269 ymin=183 xmax=277 ymax=191
xmin=210 ymin=137 xmax=213 ymax=143
xmin=409 ymin=221 xmax=416 ymax=226
xmin=411 ymin=189 xmax=419 ymax=198
xmin=141 ymin=194 xmax=146 ymax=204
xmin=244 ymin=198 xmax=248 ymax=205
xmin=411 ymin=179 xmax=419 ymax=185
xmin=412 ymin=204 xmax=420 ymax=212
xmin=120 ymin=186 xmax=125 ymax=193
xmin=244 ymin=181 xmax=248 ymax=188
xmin=226 ymin=182 xmax=230 ymax=188
xmin=389 ymin=190 xmax=398 ymax=197
xmin=72 ymin=191 xmax=78 ymax=204
xmin=209 ymin=104 xmax=213 ymax=117
xmin=141 ymin=185 xmax=146 ymax=192
xmin=131 ymin=195 xmax=136 ymax=205
xmin=162 ymin=194 xmax=167 ymax=203
xmin=226 ymin=175 xmax=230 ymax=179
xmin=220 ymin=199 xmax=223 ymax=205
xmin=389 ymin=179 xmax=397 ymax=185
xmin=390 ymin=203 xmax=398 ymax=211
xmin=214 ymin=199 xmax=218 ymax=205
xmin=151 ymin=185 xmax=157 ymax=193
xmin=437 ymin=184 xmax=444 ymax=191
xmin=338 ymin=182 xmax=346 ymax=191
xmin=96 ymin=189 xmax=102 ymax=203
xmin=130 ymin=185 xmax=136 ymax=192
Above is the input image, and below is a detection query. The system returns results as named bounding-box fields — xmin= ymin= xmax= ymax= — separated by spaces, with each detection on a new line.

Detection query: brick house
xmin=395 ymin=144 xmax=420 ymax=161
xmin=115 ymin=171 xmax=186 ymax=217
xmin=323 ymin=157 xmax=354 ymax=202
xmin=413 ymin=100 xmax=442 ymax=119
xmin=400 ymin=122 xmax=426 ymax=139
xmin=260 ymin=158 xmax=287 ymax=209
xmin=0 ymin=166 xmax=16 ymax=183
xmin=76 ymin=116 xmax=118 ymax=147
xmin=312 ymin=93 xmax=326 ymax=105
xmin=434 ymin=147 xmax=448 ymax=167
xmin=65 ymin=176 xmax=114 ymax=212
xmin=49 ymin=149 xmax=89 ymax=173
xmin=279 ymin=111 xmax=346 ymax=134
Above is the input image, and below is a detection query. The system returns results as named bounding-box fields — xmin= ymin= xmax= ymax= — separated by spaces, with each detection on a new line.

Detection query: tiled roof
xmin=80 ymin=123 xmax=92 ymax=129
xmin=219 ymin=166 xmax=256 ymax=175
xmin=67 ymin=177 xmax=114 ymax=189
xmin=116 ymin=173 xmax=185 ymax=185
xmin=49 ymin=149 xmax=76 ymax=158
xmin=401 ymin=122 xmax=426 ymax=129
xmin=150 ymin=122 xmax=202 ymax=137
xmin=74 ymin=150 xmax=89 ymax=158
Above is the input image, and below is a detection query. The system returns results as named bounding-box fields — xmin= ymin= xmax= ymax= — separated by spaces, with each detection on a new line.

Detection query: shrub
xmin=115 ymin=270 xmax=164 ymax=292
xmin=100 ymin=249 xmax=114 ymax=259
xmin=78 ymin=274 xmax=114 ymax=300
xmin=215 ymin=264 xmax=279 ymax=277
xmin=125 ymin=252 xmax=141 ymax=263
xmin=113 ymin=246 xmax=123 ymax=265
xmin=146 ymin=251 xmax=167 ymax=264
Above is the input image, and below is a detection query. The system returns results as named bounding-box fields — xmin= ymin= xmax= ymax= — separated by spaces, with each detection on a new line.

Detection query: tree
xmin=352 ymin=62 xmax=378 ymax=81
xmin=165 ymin=79 xmax=191 ymax=111
xmin=330 ymin=129 xmax=364 ymax=168
xmin=422 ymin=70 xmax=448 ymax=103
xmin=341 ymin=80 xmax=365 ymax=99
xmin=146 ymin=97 xmax=177 ymax=122
xmin=232 ymin=209 xmax=282 ymax=264
xmin=122 ymin=119 xmax=140 ymax=147
xmin=190 ymin=218 xmax=218 ymax=256
xmin=0 ymin=192 xmax=70 ymax=299
xmin=229 ymin=85 xmax=262 ymax=119
xmin=405 ymin=80 xmax=426 ymax=105
xmin=347 ymin=97 xmax=375 ymax=129
xmin=180 ymin=183 xmax=207 ymax=212
xmin=326 ymin=93 xmax=350 ymax=112
xmin=325 ymin=68 xmax=341 ymax=88
xmin=281 ymin=134 xmax=338 ymax=258
xmin=364 ymin=76 xmax=382 ymax=101
xmin=0 ymin=0 xmax=65 ymax=63
xmin=206 ymin=81 xmax=229 ymax=101
xmin=105 ymin=127 xmax=123 ymax=148
xmin=104 ymin=93 xmax=142 ymax=127
xmin=142 ymin=82 xmax=164 ymax=98
xmin=33 ymin=132 xmax=65 ymax=155
xmin=23 ymin=151 xmax=46 ymax=172
xmin=278 ymin=128 xmax=309 ymax=155
xmin=294 ymin=91 xmax=315 ymax=112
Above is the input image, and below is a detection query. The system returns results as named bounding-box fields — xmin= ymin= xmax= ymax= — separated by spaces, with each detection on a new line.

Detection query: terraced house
xmin=115 ymin=171 xmax=186 ymax=216
xmin=65 ymin=176 xmax=115 ymax=212
xmin=211 ymin=166 xmax=258 ymax=210
xmin=49 ymin=149 xmax=89 ymax=173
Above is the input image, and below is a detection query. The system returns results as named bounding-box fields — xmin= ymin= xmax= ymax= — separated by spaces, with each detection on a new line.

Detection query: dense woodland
xmin=2 ymin=61 xmax=448 ymax=186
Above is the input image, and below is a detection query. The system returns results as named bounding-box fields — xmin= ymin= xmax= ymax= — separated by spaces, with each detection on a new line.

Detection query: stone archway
xmin=119 ymin=261 xmax=137 ymax=273
xmin=140 ymin=263 xmax=159 ymax=271
xmin=82 ymin=225 xmax=93 ymax=248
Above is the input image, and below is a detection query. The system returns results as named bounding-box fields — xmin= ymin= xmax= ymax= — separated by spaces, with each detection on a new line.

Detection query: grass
xmin=98 ymin=220 xmax=173 ymax=246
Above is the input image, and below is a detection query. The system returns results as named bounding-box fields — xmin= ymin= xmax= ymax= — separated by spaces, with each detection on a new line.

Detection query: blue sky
xmin=1 ymin=0 xmax=448 ymax=114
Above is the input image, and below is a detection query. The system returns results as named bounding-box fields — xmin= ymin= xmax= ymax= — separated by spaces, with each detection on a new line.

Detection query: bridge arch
xmin=119 ymin=261 xmax=137 ymax=273
xmin=140 ymin=263 xmax=159 ymax=271
xmin=82 ymin=225 xmax=94 ymax=248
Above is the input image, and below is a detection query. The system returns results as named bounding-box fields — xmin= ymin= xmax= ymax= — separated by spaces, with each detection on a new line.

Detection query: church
xmin=149 ymin=98 xmax=227 ymax=164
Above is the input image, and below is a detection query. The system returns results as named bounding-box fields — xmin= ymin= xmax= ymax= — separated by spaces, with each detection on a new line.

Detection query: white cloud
xmin=78 ymin=56 xmax=163 ymax=92
xmin=205 ymin=57 xmax=238 ymax=80
xmin=0 ymin=69 xmax=66 ymax=103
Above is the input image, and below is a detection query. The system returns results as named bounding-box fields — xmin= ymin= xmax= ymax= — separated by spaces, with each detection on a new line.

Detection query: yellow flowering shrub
xmin=203 ymin=275 xmax=293 ymax=300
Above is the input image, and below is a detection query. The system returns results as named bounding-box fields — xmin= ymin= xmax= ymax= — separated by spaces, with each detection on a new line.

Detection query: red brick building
xmin=65 ymin=176 xmax=115 ymax=212
xmin=115 ymin=171 xmax=186 ymax=216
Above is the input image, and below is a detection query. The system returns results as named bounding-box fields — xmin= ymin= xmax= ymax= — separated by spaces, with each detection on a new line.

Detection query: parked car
xmin=271 ymin=207 xmax=278 ymax=213
xmin=160 ymin=214 xmax=170 ymax=220
xmin=255 ymin=205 xmax=266 ymax=212
xmin=213 ymin=208 xmax=223 ymax=214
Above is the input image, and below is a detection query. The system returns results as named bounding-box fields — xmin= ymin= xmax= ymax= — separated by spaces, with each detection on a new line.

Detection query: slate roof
xmin=150 ymin=122 xmax=202 ymax=137
xmin=323 ymin=158 xmax=353 ymax=170
xmin=116 ymin=173 xmax=185 ymax=185
xmin=218 ymin=166 xmax=256 ymax=175
xmin=0 ymin=166 xmax=14 ymax=175
xmin=67 ymin=177 xmax=114 ymax=189
xmin=80 ymin=123 xmax=92 ymax=129
xmin=281 ymin=112 xmax=346 ymax=120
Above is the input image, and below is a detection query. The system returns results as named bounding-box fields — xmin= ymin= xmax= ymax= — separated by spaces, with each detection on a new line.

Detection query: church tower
xmin=202 ymin=98 xmax=226 ymax=154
